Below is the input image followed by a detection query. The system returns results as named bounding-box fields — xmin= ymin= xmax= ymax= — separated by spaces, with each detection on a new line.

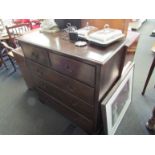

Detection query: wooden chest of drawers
xmin=18 ymin=30 xmax=127 ymax=134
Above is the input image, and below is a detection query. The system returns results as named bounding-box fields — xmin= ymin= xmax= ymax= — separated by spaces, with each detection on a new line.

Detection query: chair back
xmin=6 ymin=23 xmax=32 ymax=48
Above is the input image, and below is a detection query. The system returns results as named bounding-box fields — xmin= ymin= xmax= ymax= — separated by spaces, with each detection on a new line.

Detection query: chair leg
xmin=142 ymin=56 xmax=155 ymax=95
xmin=146 ymin=107 xmax=155 ymax=131
xmin=8 ymin=55 xmax=16 ymax=72
xmin=0 ymin=55 xmax=8 ymax=70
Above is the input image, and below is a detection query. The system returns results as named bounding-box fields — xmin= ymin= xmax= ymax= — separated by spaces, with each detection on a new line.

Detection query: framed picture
xmin=101 ymin=62 xmax=134 ymax=135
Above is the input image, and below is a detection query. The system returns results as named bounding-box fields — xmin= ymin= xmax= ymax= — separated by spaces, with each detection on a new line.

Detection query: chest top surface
xmin=18 ymin=30 xmax=126 ymax=65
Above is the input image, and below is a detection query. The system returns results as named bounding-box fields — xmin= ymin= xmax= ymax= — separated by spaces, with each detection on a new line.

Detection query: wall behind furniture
xmin=55 ymin=19 xmax=81 ymax=29
xmin=81 ymin=19 xmax=131 ymax=34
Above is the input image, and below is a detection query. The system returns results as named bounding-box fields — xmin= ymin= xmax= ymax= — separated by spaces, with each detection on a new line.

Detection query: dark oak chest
xmin=18 ymin=30 xmax=127 ymax=134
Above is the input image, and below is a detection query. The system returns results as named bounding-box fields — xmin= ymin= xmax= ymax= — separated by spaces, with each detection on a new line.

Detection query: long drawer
xmin=26 ymin=59 xmax=94 ymax=105
xmin=49 ymin=53 xmax=95 ymax=87
xmin=33 ymin=75 xmax=94 ymax=119
xmin=37 ymin=88 xmax=94 ymax=133
xmin=21 ymin=43 xmax=50 ymax=67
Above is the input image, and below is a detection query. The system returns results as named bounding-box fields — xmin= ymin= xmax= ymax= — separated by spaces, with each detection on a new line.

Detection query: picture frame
xmin=101 ymin=62 xmax=134 ymax=135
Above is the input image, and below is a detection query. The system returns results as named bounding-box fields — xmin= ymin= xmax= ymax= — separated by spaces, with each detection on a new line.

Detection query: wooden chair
xmin=0 ymin=47 xmax=8 ymax=69
xmin=3 ymin=23 xmax=32 ymax=71
xmin=0 ymin=41 xmax=16 ymax=71
xmin=13 ymin=19 xmax=41 ymax=29
xmin=6 ymin=23 xmax=32 ymax=48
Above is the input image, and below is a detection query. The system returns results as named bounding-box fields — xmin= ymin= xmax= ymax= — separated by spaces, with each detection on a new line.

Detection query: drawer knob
xmin=65 ymin=64 xmax=72 ymax=73
xmin=32 ymin=52 xmax=39 ymax=59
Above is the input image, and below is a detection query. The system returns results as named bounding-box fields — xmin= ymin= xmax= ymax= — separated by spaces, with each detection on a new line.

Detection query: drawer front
xmin=26 ymin=59 xmax=94 ymax=105
xmin=49 ymin=53 xmax=95 ymax=87
xmin=33 ymin=76 xmax=94 ymax=119
xmin=37 ymin=88 xmax=94 ymax=133
xmin=21 ymin=43 xmax=50 ymax=66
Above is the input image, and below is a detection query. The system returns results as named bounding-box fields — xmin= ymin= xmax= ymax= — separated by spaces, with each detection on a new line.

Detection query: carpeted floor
xmin=116 ymin=19 xmax=155 ymax=135
xmin=0 ymin=20 xmax=155 ymax=135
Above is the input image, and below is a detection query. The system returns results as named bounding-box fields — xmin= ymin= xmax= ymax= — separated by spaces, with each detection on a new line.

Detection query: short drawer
xmin=21 ymin=43 xmax=50 ymax=66
xmin=49 ymin=53 xmax=95 ymax=87
xmin=37 ymin=88 xmax=94 ymax=133
xmin=26 ymin=59 xmax=94 ymax=105
xmin=33 ymin=76 xmax=94 ymax=119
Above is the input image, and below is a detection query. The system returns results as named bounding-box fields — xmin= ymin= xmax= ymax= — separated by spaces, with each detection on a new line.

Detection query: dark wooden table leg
xmin=146 ymin=107 xmax=155 ymax=131
xmin=142 ymin=56 xmax=155 ymax=95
